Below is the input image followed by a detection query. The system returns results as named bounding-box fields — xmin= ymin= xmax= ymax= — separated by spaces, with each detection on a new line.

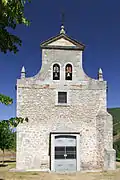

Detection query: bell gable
xmin=40 ymin=33 xmax=85 ymax=50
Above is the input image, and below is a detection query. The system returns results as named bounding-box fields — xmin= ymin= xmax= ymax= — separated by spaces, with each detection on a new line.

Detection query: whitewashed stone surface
xmin=16 ymin=47 xmax=116 ymax=171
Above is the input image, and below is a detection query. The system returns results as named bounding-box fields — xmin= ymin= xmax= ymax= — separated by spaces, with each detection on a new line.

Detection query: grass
xmin=1 ymin=150 xmax=120 ymax=179
xmin=0 ymin=162 xmax=120 ymax=180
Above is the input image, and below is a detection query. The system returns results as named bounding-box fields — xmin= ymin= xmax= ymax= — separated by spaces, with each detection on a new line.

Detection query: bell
xmin=67 ymin=72 xmax=70 ymax=77
xmin=55 ymin=73 xmax=58 ymax=77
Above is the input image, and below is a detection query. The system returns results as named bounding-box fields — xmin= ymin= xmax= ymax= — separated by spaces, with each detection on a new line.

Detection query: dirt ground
xmin=0 ymin=151 xmax=120 ymax=180
xmin=0 ymin=150 xmax=16 ymax=162
xmin=0 ymin=162 xmax=120 ymax=180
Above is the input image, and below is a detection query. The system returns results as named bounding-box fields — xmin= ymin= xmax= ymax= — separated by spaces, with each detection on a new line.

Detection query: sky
xmin=0 ymin=0 xmax=120 ymax=120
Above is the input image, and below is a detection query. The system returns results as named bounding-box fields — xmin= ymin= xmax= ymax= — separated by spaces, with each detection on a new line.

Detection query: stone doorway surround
xmin=50 ymin=132 xmax=80 ymax=172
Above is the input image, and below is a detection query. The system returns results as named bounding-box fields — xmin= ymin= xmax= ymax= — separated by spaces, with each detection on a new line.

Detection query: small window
xmin=53 ymin=64 xmax=60 ymax=80
xmin=66 ymin=146 xmax=76 ymax=159
xmin=55 ymin=146 xmax=65 ymax=159
xmin=65 ymin=64 xmax=72 ymax=80
xmin=58 ymin=92 xmax=67 ymax=104
xmin=55 ymin=146 xmax=76 ymax=159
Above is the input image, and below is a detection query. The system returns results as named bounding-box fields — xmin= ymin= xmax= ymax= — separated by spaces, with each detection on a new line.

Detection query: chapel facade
xmin=16 ymin=25 xmax=116 ymax=172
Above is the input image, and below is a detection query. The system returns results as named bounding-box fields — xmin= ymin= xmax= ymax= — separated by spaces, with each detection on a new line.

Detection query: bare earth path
xmin=0 ymin=162 xmax=120 ymax=180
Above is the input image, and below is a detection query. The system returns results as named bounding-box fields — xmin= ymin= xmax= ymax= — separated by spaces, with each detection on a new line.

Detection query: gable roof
xmin=40 ymin=33 xmax=85 ymax=51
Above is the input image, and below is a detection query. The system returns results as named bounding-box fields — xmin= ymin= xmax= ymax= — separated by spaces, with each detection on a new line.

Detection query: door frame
xmin=50 ymin=132 xmax=80 ymax=171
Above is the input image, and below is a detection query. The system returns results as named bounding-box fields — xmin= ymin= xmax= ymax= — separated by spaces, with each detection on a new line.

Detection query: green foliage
xmin=0 ymin=0 xmax=31 ymax=53
xmin=0 ymin=93 xmax=13 ymax=105
xmin=108 ymin=108 xmax=120 ymax=158
xmin=0 ymin=1 xmax=30 ymax=158
xmin=0 ymin=28 xmax=22 ymax=53
xmin=0 ymin=120 xmax=14 ymax=163
xmin=9 ymin=117 xmax=28 ymax=128
xmin=108 ymin=108 xmax=120 ymax=124
xmin=108 ymin=108 xmax=120 ymax=137
xmin=0 ymin=117 xmax=28 ymax=163
xmin=0 ymin=120 xmax=13 ymax=151
xmin=10 ymin=131 xmax=16 ymax=151
xmin=114 ymin=140 xmax=120 ymax=158
xmin=0 ymin=93 xmax=28 ymax=155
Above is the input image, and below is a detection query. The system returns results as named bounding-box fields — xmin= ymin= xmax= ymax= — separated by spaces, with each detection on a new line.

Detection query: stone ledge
xmin=9 ymin=168 xmax=50 ymax=172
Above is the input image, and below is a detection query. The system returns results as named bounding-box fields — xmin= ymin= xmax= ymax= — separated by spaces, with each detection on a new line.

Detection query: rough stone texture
xmin=16 ymin=36 xmax=116 ymax=171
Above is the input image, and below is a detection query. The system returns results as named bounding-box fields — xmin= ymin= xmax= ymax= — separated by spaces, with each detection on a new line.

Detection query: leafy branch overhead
xmin=0 ymin=94 xmax=13 ymax=105
xmin=9 ymin=117 xmax=28 ymax=128
xmin=0 ymin=0 xmax=31 ymax=53
xmin=0 ymin=93 xmax=28 ymax=126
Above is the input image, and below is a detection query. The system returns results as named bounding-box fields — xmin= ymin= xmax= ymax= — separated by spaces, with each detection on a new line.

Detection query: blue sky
xmin=0 ymin=0 xmax=120 ymax=120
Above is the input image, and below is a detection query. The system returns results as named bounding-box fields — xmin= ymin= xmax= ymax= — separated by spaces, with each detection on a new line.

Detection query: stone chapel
xmin=16 ymin=25 xmax=116 ymax=172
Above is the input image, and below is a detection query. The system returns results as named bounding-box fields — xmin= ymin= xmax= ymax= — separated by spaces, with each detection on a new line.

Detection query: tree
xmin=0 ymin=2 xmax=29 ymax=160
xmin=0 ymin=0 xmax=31 ymax=53
xmin=10 ymin=131 xmax=16 ymax=151
xmin=114 ymin=140 xmax=120 ymax=160
xmin=0 ymin=0 xmax=31 ymax=105
xmin=0 ymin=118 xmax=28 ymax=164
xmin=0 ymin=120 xmax=13 ymax=164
